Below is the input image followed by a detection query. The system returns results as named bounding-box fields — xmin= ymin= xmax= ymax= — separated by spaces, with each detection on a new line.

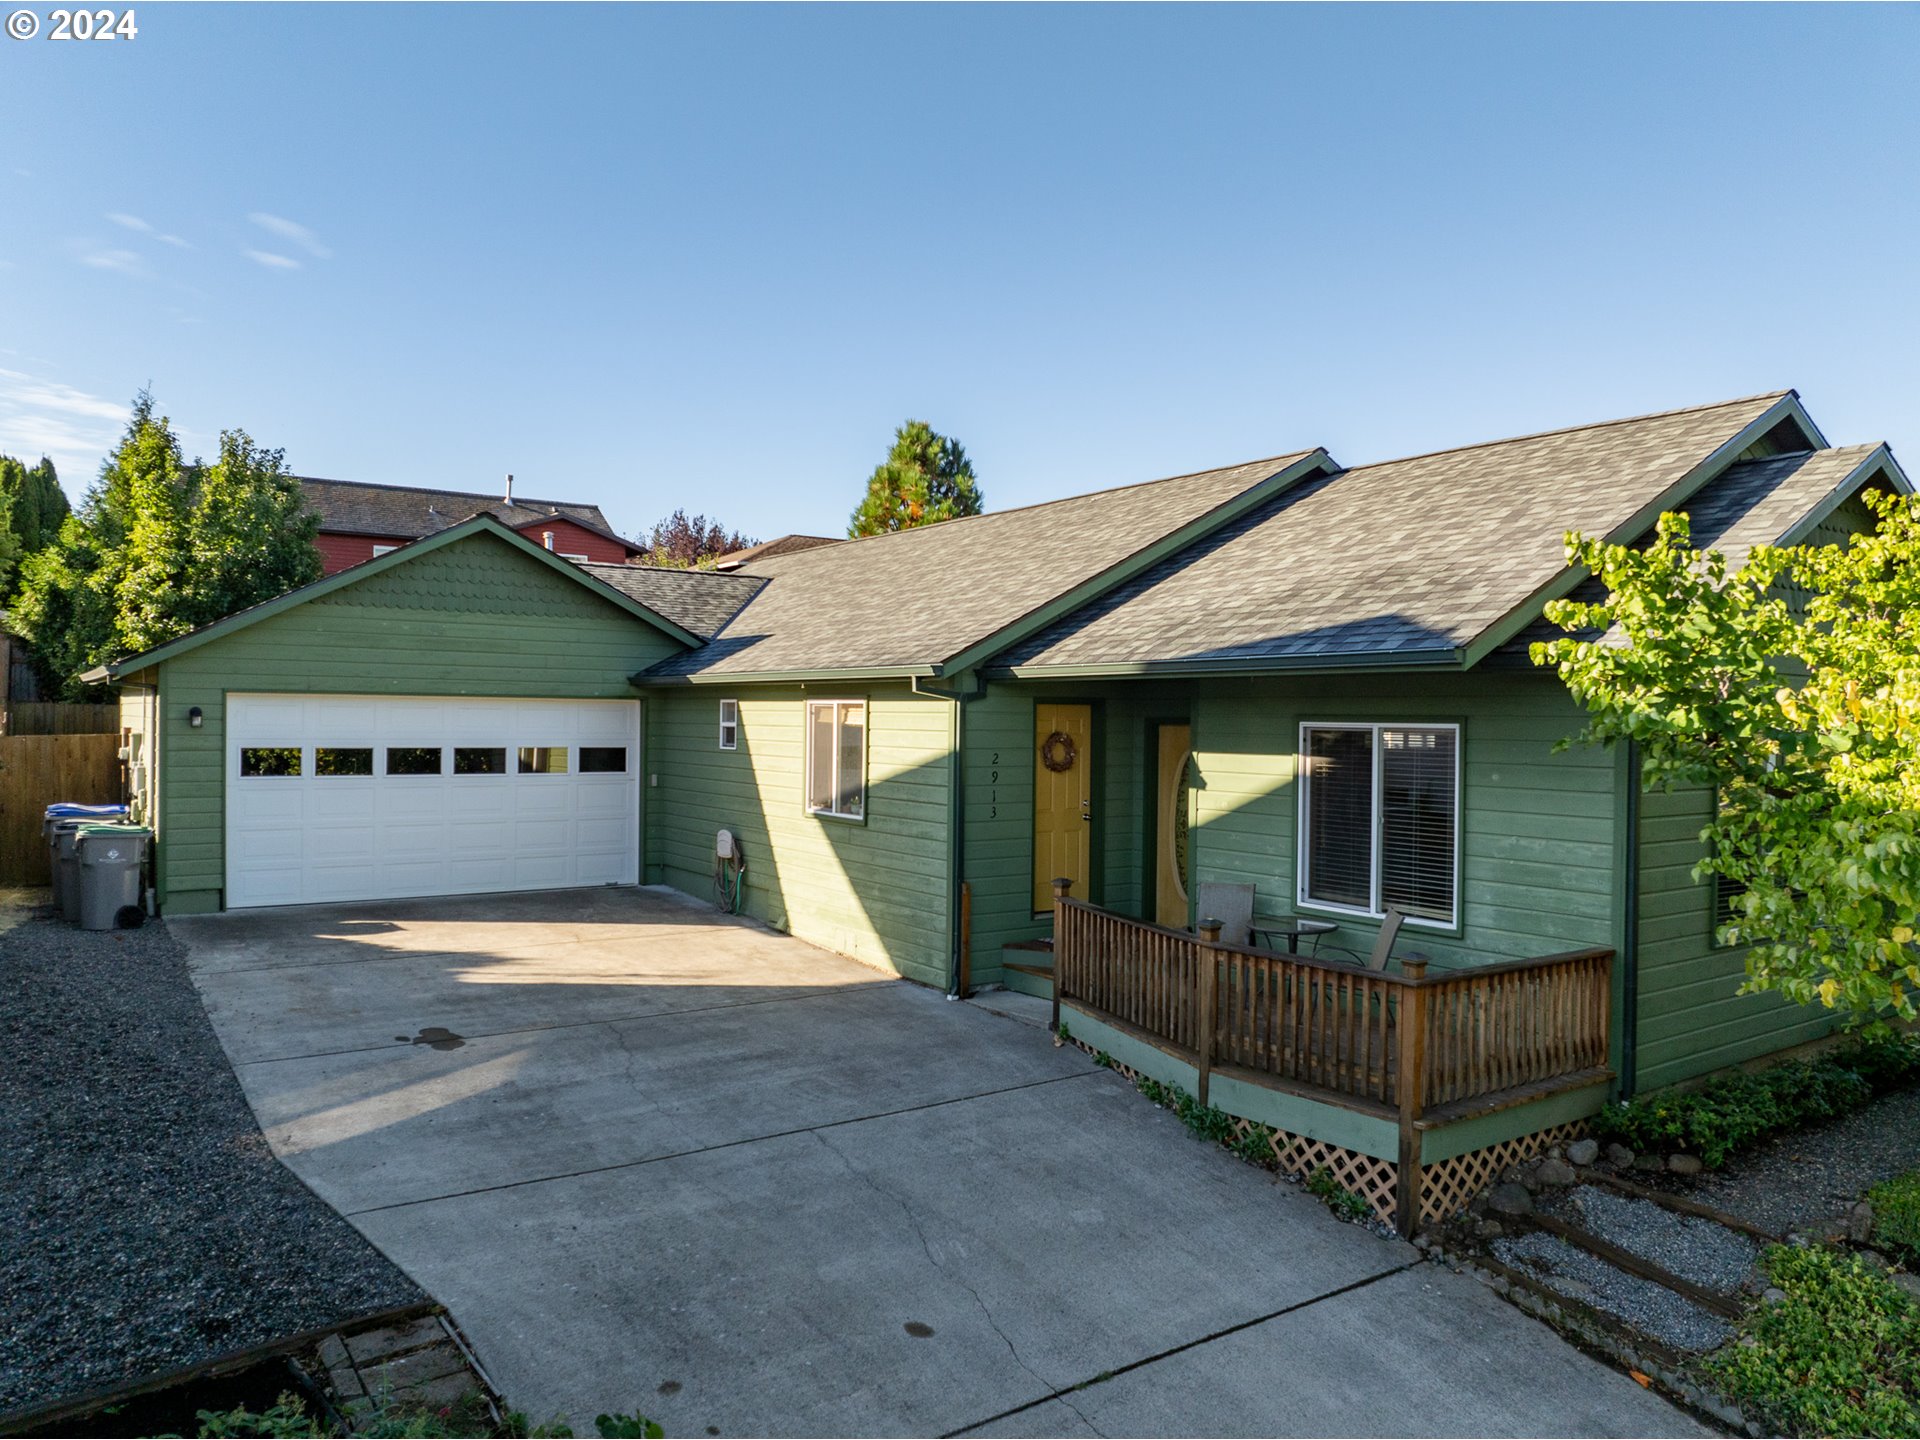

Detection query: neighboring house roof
xmin=579 ymin=563 xmax=766 ymax=641
xmin=988 ymin=392 xmax=1823 ymax=678
xmin=298 ymin=477 xmax=640 ymax=551
xmin=81 ymin=515 xmax=699 ymax=684
xmin=638 ymin=449 xmax=1334 ymax=682
xmin=713 ymin=535 xmax=842 ymax=570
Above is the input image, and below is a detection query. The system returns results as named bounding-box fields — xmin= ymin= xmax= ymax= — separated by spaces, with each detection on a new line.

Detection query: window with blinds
xmin=1299 ymin=723 xmax=1458 ymax=926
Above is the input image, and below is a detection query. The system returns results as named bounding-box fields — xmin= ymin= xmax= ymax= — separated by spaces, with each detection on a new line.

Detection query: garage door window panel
xmin=518 ymin=746 xmax=569 ymax=775
xmin=579 ymin=746 xmax=628 ymax=774
xmin=315 ymin=747 xmax=374 ymax=777
xmin=241 ymin=747 xmax=302 ymax=777
xmin=454 ymin=747 xmax=508 ymax=775
xmin=386 ymin=747 xmax=443 ymax=776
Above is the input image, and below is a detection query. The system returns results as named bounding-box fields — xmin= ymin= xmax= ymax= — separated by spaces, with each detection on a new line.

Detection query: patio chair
xmin=1193 ymin=881 xmax=1255 ymax=947
xmin=1318 ymin=907 xmax=1414 ymax=971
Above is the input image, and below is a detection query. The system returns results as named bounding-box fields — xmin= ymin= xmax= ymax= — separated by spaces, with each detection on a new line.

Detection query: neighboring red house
xmin=299 ymin=476 xmax=646 ymax=575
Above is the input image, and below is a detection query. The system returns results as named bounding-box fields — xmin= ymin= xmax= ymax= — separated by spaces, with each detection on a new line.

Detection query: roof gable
xmin=86 ymin=515 xmax=698 ymax=682
xmin=990 ymin=391 xmax=1805 ymax=676
xmin=637 ymin=449 xmax=1333 ymax=682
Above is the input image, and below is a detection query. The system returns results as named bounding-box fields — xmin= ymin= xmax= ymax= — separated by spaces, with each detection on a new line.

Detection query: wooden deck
xmin=1049 ymin=889 xmax=1614 ymax=1233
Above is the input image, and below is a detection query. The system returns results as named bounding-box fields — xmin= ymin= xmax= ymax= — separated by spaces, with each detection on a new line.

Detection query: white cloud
xmin=106 ymin=212 xmax=189 ymax=248
xmin=0 ymin=369 xmax=128 ymax=486
xmin=248 ymin=212 xmax=331 ymax=259
xmin=79 ymin=247 xmax=146 ymax=277
xmin=245 ymin=249 xmax=301 ymax=270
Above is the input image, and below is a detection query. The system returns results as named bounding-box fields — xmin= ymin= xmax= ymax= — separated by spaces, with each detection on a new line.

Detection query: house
xmin=299 ymin=475 xmax=647 ymax=574
xmin=712 ymin=534 xmax=843 ymax=570
xmin=87 ymin=389 xmax=1909 ymax=1233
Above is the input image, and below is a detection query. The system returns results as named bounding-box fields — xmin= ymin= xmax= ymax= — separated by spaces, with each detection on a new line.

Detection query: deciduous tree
xmin=1533 ymin=492 xmax=1920 ymax=1024
xmin=641 ymin=509 xmax=755 ymax=569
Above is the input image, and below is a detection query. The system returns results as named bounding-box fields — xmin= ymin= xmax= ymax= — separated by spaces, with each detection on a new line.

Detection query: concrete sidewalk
xmin=175 ymin=886 xmax=1703 ymax=1437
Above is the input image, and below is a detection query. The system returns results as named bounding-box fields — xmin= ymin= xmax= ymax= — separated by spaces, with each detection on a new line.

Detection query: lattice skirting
xmin=1063 ymin=1034 xmax=1587 ymax=1229
xmin=1417 ymin=1120 xmax=1587 ymax=1225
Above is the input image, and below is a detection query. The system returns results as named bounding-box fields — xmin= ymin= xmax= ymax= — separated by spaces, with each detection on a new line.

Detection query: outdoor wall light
xmin=187 ymin=706 xmax=203 ymax=728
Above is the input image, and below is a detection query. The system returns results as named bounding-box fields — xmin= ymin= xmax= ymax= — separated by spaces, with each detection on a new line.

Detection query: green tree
xmin=848 ymin=420 xmax=983 ymax=537
xmin=0 ymin=453 xmax=69 ymax=573
xmin=1532 ymin=492 xmax=1920 ymax=1025
xmin=10 ymin=394 xmax=321 ymax=697
xmin=640 ymin=509 xmax=755 ymax=569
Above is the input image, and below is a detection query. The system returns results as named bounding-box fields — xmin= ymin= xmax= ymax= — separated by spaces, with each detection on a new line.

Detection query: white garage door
xmin=225 ymin=694 xmax=641 ymax=908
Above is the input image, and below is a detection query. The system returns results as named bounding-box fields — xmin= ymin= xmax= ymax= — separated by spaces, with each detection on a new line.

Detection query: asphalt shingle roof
xmin=299 ymin=477 xmax=620 ymax=542
xmin=992 ymin=393 xmax=1795 ymax=673
xmin=714 ymin=534 xmax=843 ymax=569
xmin=579 ymin=564 xmax=766 ymax=641
xmin=641 ymin=451 xmax=1322 ymax=679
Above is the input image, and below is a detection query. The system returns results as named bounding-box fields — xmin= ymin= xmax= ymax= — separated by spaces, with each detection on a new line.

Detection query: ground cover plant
xmin=1591 ymin=1036 xmax=1920 ymax=1168
xmin=1711 ymin=1245 xmax=1920 ymax=1437
xmin=1868 ymin=1171 xmax=1920 ymax=1267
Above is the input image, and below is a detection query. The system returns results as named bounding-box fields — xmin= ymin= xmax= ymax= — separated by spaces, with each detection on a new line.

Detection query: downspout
xmin=914 ymin=674 xmax=982 ymax=998
xmin=1620 ymin=739 xmax=1641 ymax=1100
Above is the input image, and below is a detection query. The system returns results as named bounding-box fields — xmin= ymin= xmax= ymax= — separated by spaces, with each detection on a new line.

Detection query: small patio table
xmin=1249 ymin=915 xmax=1338 ymax=955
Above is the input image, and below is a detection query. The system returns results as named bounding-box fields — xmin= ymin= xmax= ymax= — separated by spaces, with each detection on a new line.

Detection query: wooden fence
xmin=3 ymin=703 xmax=119 ymax=735
xmin=0 ymin=734 xmax=125 ymax=883
xmin=1051 ymin=888 xmax=1613 ymax=1234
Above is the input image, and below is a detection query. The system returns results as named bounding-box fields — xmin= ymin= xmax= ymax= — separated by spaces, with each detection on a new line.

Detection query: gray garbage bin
xmin=44 ymin=804 xmax=129 ymax=917
xmin=75 ymin=824 xmax=151 ymax=932
xmin=52 ymin=821 xmax=88 ymax=923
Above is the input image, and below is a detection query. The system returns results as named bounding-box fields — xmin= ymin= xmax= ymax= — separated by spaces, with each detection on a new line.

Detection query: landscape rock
xmin=1536 ymin=1157 xmax=1577 ymax=1187
xmin=1667 ymin=1154 xmax=1703 ymax=1177
xmin=1848 ymin=1201 xmax=1876 ymax=1245
xmin=1859 ymin=1249 xmax=1889 ymax=1272
xmin=1605 ymin=1143 xmax=1636 ymax=1169
xmin=1633 ymin=1154 xmax=1667 ymax=1173
xmin=1489 ymin=1182 xmax=1535 ymax=1217
xmin=1567 ymin=1139 xmax=1600 ymax=1167
xmin=1891 ymin=1272 xmax=1920 ymax=1302
xmin=1762 ymin=1287 xmax=1787 ymax=1305
xmin=1474 ymin=1218 xmax=1507 ymax=1241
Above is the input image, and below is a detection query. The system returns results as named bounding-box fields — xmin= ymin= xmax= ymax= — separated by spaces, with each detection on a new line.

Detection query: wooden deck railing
xmin=1050 ymin=886 xmax=1613 ymax=1234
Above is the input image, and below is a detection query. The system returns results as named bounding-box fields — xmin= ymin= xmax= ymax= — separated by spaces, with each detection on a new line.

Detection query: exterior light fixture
xmin=188 ymin=706 xmax=203 ymax=728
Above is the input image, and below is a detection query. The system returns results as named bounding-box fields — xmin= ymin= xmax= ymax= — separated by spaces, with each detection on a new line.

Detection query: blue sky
xmin=3 ymin=4 xmax=1917 ymax=542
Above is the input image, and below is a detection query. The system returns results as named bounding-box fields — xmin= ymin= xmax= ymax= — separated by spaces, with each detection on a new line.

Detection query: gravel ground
xmin=1689 ymin=1084 xmax=1920 ymax=1237
xmin=1542 ymin=1185 xmax=1761 ymax=1294
xmin=0 ymin=891 xmax=423 ymax=1418
xmin=1491 ymin=1231 xmax=1733 ymax=1353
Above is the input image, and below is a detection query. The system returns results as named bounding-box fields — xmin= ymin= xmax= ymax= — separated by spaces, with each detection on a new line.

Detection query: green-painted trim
xmin=633 ymin=664 xmax=940 ymax=687
xmin=1458 ymin=393 xmax=1809 ymax=669
xmin=939 ymin=450 xmax=1336 ymax=678
xmin=85 ymin=516 xmax=701 ymax=683
xmin=1612 ymin=740 xmax=1635 ymax=1093
xmin=1418 ymin=1080 xmax=1611 ymax=1164
xmin=1060 ymin=1006 xmax=1400 ymax=1159
xmin=163 ymin=888 xmax=222 ymax=916
xmin=986 ymin=650 xmax=1463 ymax=682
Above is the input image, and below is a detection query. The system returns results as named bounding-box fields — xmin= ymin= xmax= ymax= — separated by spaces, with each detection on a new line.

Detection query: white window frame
xmin=804 ymin=698 xmax=866 ymax=822
xmin=1296 ymin=720 xmax=1460 ymax=929
xmin=718 ymin=699 xmax=739 ymax=751
xmin=371 ymin=544 xmax=397 ymax=557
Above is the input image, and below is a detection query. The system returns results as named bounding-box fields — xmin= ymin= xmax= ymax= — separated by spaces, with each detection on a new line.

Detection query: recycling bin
xmin=44 ymin=804 xmax=129 ymax=915
xmin=75 ymin=824 xmax=151 ymax=932
xmin=52 ymin=822 xmax=88 ymax=922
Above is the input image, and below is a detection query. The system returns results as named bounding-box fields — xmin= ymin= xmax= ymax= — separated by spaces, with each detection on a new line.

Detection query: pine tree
xmin=848 ymin=420 xmax=984 ymax=537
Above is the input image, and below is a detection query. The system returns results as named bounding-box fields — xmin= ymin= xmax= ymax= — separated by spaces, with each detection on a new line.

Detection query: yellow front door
xmin=1154 ymin=723 xmax=1192 ymax=927
xmin=1033 ymin=703 xmax=1094 ymax=912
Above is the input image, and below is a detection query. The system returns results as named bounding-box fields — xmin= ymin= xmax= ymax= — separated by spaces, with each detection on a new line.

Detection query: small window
xmin=518 ymin=746 xmax=569 ymax=775
xmin=371 ymin=544 xmax=397 ymax=557
xmin=454 ymin=747 xmax=508 ymax=775
xmin=719 ymin=699 xmax=739 ymax=751
xmin=580 ymin=746 xmax=628 ymax=774
xmin=805 ymin=700 xmax=866 ymax=821
xmin=240 ymin=746 xmax=301 ymax=777
xmin=386 ymin=746 xmax=443 ymax=776
xmin=1299 ymin=723 xmax=1458 ymax=926
xmin=315 ymin=747 xmax=374 ymax=776
xmin=559 ymin=553 xmax=590 ymax=563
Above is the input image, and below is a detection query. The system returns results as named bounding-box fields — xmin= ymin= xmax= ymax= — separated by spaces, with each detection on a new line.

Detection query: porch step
xmin=1001 ymin=943 xmax=1054 ymax=1000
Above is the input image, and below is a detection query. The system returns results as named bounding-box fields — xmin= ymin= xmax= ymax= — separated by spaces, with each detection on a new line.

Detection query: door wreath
xmin=1040 ymin=731 xmax=1078 ymax=773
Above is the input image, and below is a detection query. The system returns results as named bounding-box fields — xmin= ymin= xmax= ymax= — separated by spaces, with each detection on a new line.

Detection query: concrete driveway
xmin=176 ymin=887 xmax=1700 ymax=1437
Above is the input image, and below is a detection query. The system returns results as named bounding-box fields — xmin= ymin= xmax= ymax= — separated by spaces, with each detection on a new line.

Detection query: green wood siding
xmin=1634 ymin=781 xmax=1833 ymax=1090
xmin=1190 ymin=672 xmax=1620 ymax=968
xmin=646 ymin=683 xmax=955 ymax=987
xmin=150 ymin=533 xmax=683 ymax=912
